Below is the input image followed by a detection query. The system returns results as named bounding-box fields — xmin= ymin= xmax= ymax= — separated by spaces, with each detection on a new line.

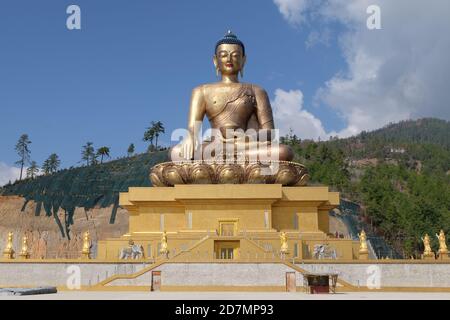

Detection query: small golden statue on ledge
xmin=3 ymin=231 xmax=15 ymax=259
xmin=151 ymin=31 xmax=309 ymax=187
xmin=358 ymin=230 xmax=368 ymax=254
xmin=19 ymin=235 xmax=30 ymax=259
xmin=358 ymin=230 xmax=369 ymax=260
xmin=159 ymin=231 xmax=169 ymax=257
xmin=280 ymin=232 xmax=289 ymax=255
xmin=421 ymin=233 xmax=434 ymax=259
xmin=81 ymin=231 xmax=92 ymax=259
xmin=436 ymin=230 xmax=448 ymax=258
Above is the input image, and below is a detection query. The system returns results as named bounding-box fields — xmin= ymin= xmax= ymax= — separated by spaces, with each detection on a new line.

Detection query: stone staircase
xmin=91 ymin=235 xmax=356 ymax=291
xmin=93 ymin=235 xmax=212 ymax=288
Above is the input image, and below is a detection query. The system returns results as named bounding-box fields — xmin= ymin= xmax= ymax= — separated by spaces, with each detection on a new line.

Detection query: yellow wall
xmin=318 ymin=209 xmax=330 ymax=234
xmin=187 ymin=202 xmax=270 ymax=232
xmin=129 ymin=206 xmax=184 ymax=233
xmin=101 ymin=184 xmax=360 ymax=261
xmin=272 ymin=206 xmax=297 ymax=230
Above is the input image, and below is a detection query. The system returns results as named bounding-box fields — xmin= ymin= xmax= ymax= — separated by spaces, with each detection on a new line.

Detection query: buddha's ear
xmin=240 ymin=55 xmax=246 ymax=78
xmin=213 ymin=55 xmax=220 ymax=76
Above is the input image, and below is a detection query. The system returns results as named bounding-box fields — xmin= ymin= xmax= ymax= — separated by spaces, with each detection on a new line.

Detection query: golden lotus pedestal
xmin=149 ymin=161 xmax=310 ymax=187
xmin=97 ymin=181 xmax=361 ymax=261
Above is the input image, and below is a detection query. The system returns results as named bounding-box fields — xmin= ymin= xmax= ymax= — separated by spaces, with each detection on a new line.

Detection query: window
xmin=219 ymin=248 xmax=234 ymax=259
xmin=220 ymin=223 xmax=235 ymax=236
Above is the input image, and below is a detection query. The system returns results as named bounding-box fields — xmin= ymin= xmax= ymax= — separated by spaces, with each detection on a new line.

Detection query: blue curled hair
xmin=215 ymin=30 xmax=245 ymax=56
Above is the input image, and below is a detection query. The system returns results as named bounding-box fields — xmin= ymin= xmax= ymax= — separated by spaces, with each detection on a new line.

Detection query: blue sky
xmin=1 ymin=0 xmax=449 ymax=184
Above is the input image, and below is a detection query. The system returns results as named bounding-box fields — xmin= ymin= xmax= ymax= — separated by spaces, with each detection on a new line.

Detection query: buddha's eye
xmin=218 ymin=51 xmax=229 ymax=58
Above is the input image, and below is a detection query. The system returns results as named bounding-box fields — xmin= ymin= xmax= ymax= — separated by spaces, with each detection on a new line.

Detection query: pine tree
xmin=127 ymin=143 xmax=135 ymax=157
xmin=15 ymin=134 xmax=32 ymax=180
xmin=143 ymin=127 xmax=155 ymax=152
xmin=26 ymin=161 xmax=39 ymax=179
xmin=81 ymin=142 xmax=95 ymax=166
xmin=42 ymin=153 xmax=61 ymax=175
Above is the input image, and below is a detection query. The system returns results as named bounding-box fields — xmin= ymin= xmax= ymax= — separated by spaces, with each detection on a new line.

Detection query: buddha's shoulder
xmin=193 ymin=82 xmax=267 ymax=92
xmin=247 ymin=84 xmax=267 ymax=94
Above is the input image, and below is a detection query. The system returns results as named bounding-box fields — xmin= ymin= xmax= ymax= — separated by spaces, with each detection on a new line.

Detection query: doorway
xmin=286 ymin=272 xmax=296 ymax=292
xmin=214 ymin=241 xmax=240 ymax=260
xmin=219 ymin=220 xmax=238 ymax=237
xmin=151 ymin=271 xmax=161 ymax=291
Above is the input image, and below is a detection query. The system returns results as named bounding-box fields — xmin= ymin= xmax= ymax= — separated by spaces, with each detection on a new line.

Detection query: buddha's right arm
xmin=185 ymin=86 xmax=206 ymax=159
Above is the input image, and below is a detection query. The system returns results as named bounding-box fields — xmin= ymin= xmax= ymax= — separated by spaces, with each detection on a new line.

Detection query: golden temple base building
xmin=97 ymin=184 xmax=360 ymax=261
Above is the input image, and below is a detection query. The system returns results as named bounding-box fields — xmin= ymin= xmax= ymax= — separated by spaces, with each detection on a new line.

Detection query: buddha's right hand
xmin=182 ymin=134 xmax=199 ymax=160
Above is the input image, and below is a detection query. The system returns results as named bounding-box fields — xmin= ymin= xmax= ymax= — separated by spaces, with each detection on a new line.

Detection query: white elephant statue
xmin=313 ymin=244 xmax=337 ymax=259
xmin=119 ymin=244 xmax=145 ymax=260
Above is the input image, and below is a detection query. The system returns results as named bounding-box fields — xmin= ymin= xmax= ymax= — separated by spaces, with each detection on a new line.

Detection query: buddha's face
xmin=214 ymin=43 xmax=246 ymax=76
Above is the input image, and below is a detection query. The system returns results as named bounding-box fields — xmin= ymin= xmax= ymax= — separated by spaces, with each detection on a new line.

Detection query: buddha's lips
xmin=226 ymin=63 xmax=233 ymax=67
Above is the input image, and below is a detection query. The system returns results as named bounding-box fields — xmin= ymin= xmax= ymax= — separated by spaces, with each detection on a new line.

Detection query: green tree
xmin=152 ymin=121 xmax=165 ymax=150
xmin=143 ymin=126 xmax=155 ymax=152
xmin=127 ymin=143 xmax=135 ymax=157
xmin=97 ymin=146 xmax=111 ymax=164
xmin=42 ymin=153 xmax=61 ymax=175
xmin=26 ymin=161 xmax=39 ymax=179
xmin=81 ymin=142 xmax=95 ymax=166
xmin=15 ymin=134 xmax=32 ymax=180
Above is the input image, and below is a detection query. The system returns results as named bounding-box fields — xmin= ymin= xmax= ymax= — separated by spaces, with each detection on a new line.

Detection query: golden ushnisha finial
xmin=81 ymin=231 xmax=91 ymax=259
xmin=19 ymin=235 xmax=30 ymax=259
xmin=3 ymin=231 xmax=15 ymax=259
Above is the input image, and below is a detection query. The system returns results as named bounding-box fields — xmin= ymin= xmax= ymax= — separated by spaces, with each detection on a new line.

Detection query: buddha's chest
xmin=205 ymin=86 xmax=256 ymax=119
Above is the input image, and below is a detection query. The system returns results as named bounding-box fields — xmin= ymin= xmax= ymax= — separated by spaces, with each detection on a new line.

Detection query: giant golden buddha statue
xmin=151 ymin=31 xmax=309 ymax=187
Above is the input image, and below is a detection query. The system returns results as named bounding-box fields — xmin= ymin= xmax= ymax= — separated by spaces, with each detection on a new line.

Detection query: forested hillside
xmin=283 ymin=118 xmax=450 ymax=256
xmin=1 ymin=118 xmax=449 ymax=257
xmin=0 ymin=151 xmax=168 ymax=238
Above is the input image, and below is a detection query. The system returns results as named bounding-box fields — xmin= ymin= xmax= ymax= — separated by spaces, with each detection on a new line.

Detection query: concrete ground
xmin=1 ymin=291 xmax=450 ymax=300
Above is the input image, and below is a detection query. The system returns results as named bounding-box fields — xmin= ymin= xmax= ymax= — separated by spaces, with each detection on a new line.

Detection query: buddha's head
xmin=214 ymin=30 xmax=246 ymax=77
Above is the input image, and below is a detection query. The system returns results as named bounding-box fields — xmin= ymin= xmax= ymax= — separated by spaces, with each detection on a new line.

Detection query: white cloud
xmin=272 ymin=88 xmax=328 ymax=140
xmin=305 ymin=29 xmax=331 ymax=49
xmin=273 ymin=0 xmax=311 ymax=26
xmin=0 ymin=162 xmax=22 ymax=186
xmin=274 ymin=0 xmax=450 ymax=137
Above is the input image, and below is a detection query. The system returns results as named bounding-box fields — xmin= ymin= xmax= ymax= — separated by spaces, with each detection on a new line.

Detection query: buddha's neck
xmin=221 ymin=74 xmax=239 ymax=84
